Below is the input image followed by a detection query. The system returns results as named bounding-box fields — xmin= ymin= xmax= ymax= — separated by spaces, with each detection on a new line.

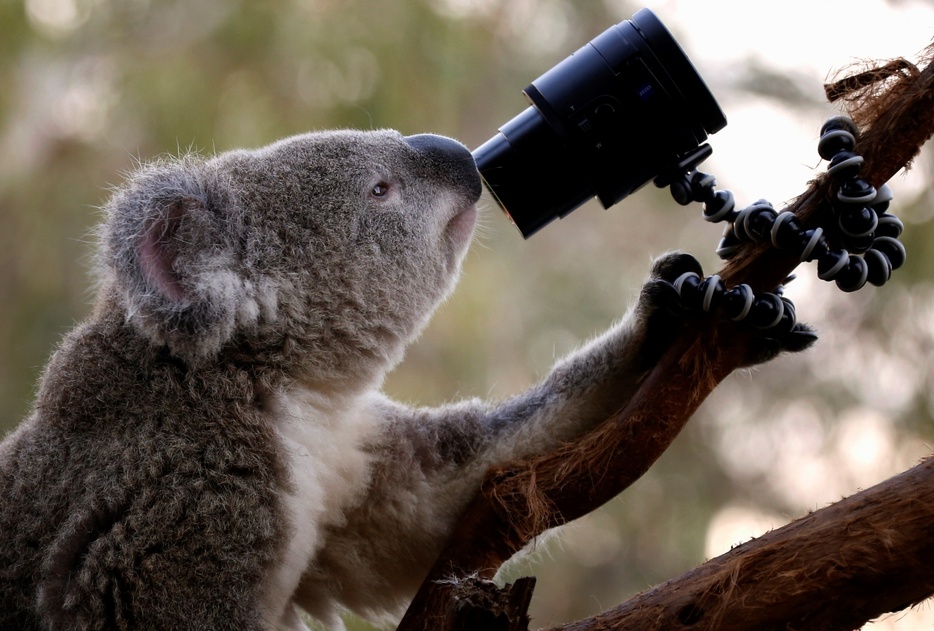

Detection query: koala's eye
xmin=370 ymin=182 xmax=391 ymax=198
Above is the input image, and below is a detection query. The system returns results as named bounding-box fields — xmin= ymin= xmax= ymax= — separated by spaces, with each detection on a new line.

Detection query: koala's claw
xmin=742 ymin=321 xmax=817 ymax=366
xmin=784 ymin=324 xmax=819 ymax=351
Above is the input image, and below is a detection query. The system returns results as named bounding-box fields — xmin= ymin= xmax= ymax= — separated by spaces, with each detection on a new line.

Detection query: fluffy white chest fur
xmin=263 ymin=386 xmax=380 ymax=630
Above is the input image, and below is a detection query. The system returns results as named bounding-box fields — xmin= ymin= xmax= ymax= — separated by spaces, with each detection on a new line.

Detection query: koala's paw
xmin=636 ymin=251 xmax=818 ymax=369
xmin=637 ymin=251 xmax=705 ymax=369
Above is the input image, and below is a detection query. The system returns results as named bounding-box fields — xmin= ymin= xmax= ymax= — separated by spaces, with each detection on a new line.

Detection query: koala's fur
xmin=0 ymin=129 xmax=760 ymax=630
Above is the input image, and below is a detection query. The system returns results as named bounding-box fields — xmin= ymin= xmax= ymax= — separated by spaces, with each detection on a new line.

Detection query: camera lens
xmin=473 ymin=8 xmax=726 ymax=238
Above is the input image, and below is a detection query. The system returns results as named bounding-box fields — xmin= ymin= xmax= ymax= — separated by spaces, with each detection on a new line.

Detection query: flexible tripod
xmin=656 ymin=116 xmax=905 ymax=337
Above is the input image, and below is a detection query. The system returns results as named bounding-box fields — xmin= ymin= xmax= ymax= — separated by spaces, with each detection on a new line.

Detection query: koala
xmin=0 ymin=128 xmax=802 ymax=631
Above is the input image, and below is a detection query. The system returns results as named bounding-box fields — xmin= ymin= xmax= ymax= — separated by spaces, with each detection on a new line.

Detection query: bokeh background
xmin=2 ymin=0 xmax=934 ymax=628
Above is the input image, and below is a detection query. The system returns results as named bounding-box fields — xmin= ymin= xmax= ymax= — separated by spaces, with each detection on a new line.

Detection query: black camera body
xmin=473 ymin=8 xmax=726 ymax=237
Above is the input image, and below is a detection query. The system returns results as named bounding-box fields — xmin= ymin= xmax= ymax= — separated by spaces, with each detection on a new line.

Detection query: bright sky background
xmin=636 ymin=0 xmax=934 ymax=205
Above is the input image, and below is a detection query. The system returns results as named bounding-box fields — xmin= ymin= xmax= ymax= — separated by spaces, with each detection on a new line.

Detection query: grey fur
xmin=0 ymin=129 xmax=720 ymax=630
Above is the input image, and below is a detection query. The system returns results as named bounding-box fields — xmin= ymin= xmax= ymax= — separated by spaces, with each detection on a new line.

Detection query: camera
xmin=473 ymin=8 xmax=726 ymax=238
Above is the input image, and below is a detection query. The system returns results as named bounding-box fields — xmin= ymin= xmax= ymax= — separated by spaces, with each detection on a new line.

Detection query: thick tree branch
xmin=399 ymin=48 xmax=934 ymax=631
xmin=548 ymin=456 xmax=934 ymax=631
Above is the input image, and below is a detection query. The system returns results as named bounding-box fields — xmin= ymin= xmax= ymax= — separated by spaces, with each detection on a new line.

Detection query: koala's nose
xmin=404 ymin=134 xmax=482 ymax=201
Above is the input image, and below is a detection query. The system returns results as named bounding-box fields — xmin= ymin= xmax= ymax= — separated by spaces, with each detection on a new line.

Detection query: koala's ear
xmin=138 ymin=196 xmax=201 ymax=304
xmin=106 ymin=165 xmax=269 ymax=362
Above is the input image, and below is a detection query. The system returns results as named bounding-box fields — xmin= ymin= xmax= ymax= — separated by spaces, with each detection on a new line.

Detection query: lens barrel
xmin=473 ymin=8 xmax=726 ymax=238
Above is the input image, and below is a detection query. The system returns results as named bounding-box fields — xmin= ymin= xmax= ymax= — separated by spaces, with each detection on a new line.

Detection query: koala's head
xmin=100 ymin=129 xmax=482 ymax=384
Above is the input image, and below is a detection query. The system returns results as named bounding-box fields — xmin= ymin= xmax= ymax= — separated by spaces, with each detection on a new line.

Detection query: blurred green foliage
xmin=1 ymin=0 xmax=933 ymax=628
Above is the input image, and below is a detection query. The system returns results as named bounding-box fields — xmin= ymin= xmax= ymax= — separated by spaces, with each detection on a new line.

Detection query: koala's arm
xmin=350 ymin=256 xmax=699 ymax=584
xmin=373 ymin=316 xmax=646 ymax=486
xmin=380 ymin=252 xmax=697 ymax=472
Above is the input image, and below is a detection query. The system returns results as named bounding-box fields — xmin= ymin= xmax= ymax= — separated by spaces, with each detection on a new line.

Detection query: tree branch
xmin=548 ymin=455 xmax=934 ymax=631
xmin=399 ymin=47 xmax=934 ymax=631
